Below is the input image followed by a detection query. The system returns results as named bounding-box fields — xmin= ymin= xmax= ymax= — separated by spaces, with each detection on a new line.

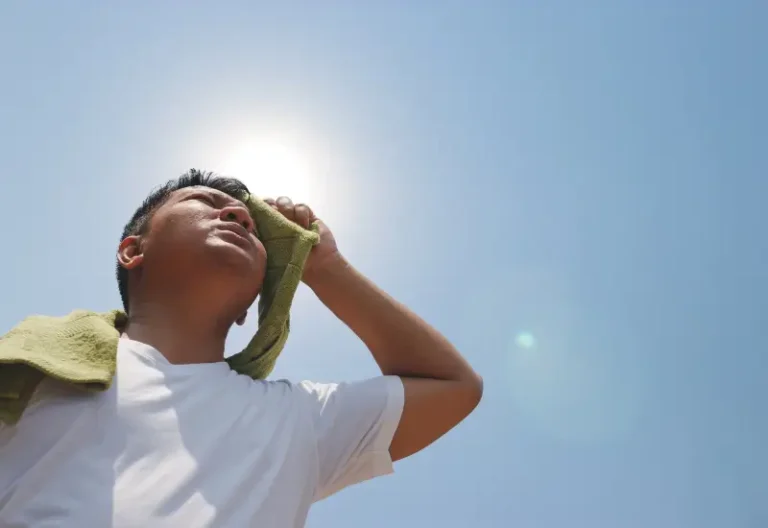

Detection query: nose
xmin=220 ymin=206 xmax=255 ymax=233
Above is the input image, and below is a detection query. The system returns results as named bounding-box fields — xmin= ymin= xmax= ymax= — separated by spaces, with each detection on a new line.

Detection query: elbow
xmin=463 ymin=372 xmax=484 ymax=413
xmin=472 ymin=373 xmax=484 ymax=409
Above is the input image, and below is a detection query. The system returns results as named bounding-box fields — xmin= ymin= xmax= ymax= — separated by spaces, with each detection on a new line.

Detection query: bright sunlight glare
xmin=219 ymin=139 xmax=320 ymax=206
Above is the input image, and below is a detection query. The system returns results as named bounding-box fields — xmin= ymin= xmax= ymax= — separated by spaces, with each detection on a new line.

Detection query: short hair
xmin=116 ymin=169 xmax=251 ymax=313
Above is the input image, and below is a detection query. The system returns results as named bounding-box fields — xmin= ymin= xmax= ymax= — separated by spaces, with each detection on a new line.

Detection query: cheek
xmin=146 ymin=214 xmax=210 ymax=258
xmin=158 ymin=210 xmax=209 ymax=239
xmin=255 ymin=240 xmax=268 ymax=268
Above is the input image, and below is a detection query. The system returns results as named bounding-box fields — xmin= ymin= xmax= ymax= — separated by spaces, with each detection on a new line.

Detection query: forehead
xmin=172 ymin=186 xmax=248 ymax=207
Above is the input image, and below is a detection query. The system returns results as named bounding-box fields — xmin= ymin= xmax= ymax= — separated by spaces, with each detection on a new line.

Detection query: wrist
xmin=303 ymin=252 xmax=350 ymax=290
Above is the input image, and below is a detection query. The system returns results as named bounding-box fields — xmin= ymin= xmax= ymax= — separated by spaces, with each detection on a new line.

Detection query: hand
xmin=263 ymin=196 xmax=344 ymax=283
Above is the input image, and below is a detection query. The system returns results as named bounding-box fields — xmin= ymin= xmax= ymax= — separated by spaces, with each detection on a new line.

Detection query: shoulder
xmin=231 ymin=376 xmax=329 ymax=413
xmin=233 ymin=375 xmax=403 ymax=429
xmin=246 ymin=378 xmax=335 ymax=409
xmin=276 ymin=377 xmax=402 ymax=406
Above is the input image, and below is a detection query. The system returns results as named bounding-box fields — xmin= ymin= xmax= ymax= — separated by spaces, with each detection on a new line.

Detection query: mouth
xmin=216 ymin=222 xmax=252 ymax=246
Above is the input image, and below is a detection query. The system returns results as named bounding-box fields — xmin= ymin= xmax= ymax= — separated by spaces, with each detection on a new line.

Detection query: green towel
xmin=0 ymin=195 xmax=319 ymax=425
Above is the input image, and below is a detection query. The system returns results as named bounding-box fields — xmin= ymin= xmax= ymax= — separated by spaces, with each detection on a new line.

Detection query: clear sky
xmin=1 ymin=1 xmax=766 ymax=527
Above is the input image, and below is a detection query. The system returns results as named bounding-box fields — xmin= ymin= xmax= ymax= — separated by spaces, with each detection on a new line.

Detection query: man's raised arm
xmin=304 ymin=253 xmax=483 ymax=462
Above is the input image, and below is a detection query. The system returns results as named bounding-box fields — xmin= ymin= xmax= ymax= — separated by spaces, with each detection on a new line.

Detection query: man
xmin=0 ymin=170 xmax=482 ymax=527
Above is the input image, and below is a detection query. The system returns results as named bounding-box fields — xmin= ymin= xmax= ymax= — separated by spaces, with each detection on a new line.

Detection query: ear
xmin=117 ymin=235 xmax=144 ymax=271
xmin=236 ymin=312 xmax=248 ymax=326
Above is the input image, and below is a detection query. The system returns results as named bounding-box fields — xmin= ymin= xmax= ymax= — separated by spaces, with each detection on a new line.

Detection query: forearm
xmin=305 ymin=255 xmax=480 ymax=385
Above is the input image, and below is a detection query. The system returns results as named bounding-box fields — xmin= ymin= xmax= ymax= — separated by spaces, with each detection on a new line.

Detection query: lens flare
xmin=515 ymin=332 xmax=537 ymax=350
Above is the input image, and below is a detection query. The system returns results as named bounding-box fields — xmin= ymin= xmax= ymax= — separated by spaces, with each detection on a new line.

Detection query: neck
xmin=122 ymin=299 xmax=234 ymax=365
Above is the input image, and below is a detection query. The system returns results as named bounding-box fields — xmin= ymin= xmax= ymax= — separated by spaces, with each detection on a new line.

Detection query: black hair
xmin=116 ymin=169 xmax=251 ymax=313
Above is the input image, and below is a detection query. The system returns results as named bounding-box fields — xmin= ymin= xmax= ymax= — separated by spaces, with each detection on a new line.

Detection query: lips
xmin=216 ymin=222 xmax=252 ymax=246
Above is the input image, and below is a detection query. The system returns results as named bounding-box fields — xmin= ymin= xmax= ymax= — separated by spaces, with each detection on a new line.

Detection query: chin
xmin=210 ymin=263 xmax=264 ymax=304
xmin=199 ymin=233 xmax=262 ymax=279
xmin=204 ymin=247 xmax=259 ymax=279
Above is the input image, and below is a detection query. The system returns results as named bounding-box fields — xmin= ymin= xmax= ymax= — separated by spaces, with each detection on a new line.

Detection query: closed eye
xmin=194 ymin=194 xmax=217 ymax=207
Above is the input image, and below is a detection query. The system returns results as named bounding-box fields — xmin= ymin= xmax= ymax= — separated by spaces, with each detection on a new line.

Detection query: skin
xmin=118 ymin=186 xmax=483 ymax=463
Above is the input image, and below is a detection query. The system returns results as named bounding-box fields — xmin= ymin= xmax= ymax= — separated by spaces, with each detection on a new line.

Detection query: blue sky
xmin=1 ymin=1 xmax=766 ymax=526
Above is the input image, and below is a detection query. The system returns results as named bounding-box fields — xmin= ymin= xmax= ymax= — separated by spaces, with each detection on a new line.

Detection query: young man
xmin=0 ymin=170 xmax=482 ymax=527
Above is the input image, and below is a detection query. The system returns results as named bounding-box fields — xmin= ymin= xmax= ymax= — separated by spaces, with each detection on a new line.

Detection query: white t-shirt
xmin=0 ymin=338 xmax=404 ymax=527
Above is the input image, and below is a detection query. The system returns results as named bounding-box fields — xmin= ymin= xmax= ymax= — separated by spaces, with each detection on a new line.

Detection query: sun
xmin=219 ymin=139 xmax=316 ymax=204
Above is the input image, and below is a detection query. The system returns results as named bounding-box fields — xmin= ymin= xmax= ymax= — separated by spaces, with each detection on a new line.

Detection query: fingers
xmin=263 ymin=196 xmax=314 ymax=229
xmin=294 ymin=204 xmax=312 ymax=229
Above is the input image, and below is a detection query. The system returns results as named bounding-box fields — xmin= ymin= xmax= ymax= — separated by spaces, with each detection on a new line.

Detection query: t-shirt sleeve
xmin=297 ymin=375 xmax=405 ymax=501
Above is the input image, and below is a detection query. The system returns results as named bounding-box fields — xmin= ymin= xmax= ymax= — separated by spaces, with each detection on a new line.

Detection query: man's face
xmin=135 ymin=186 xmax=267 ymax=304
